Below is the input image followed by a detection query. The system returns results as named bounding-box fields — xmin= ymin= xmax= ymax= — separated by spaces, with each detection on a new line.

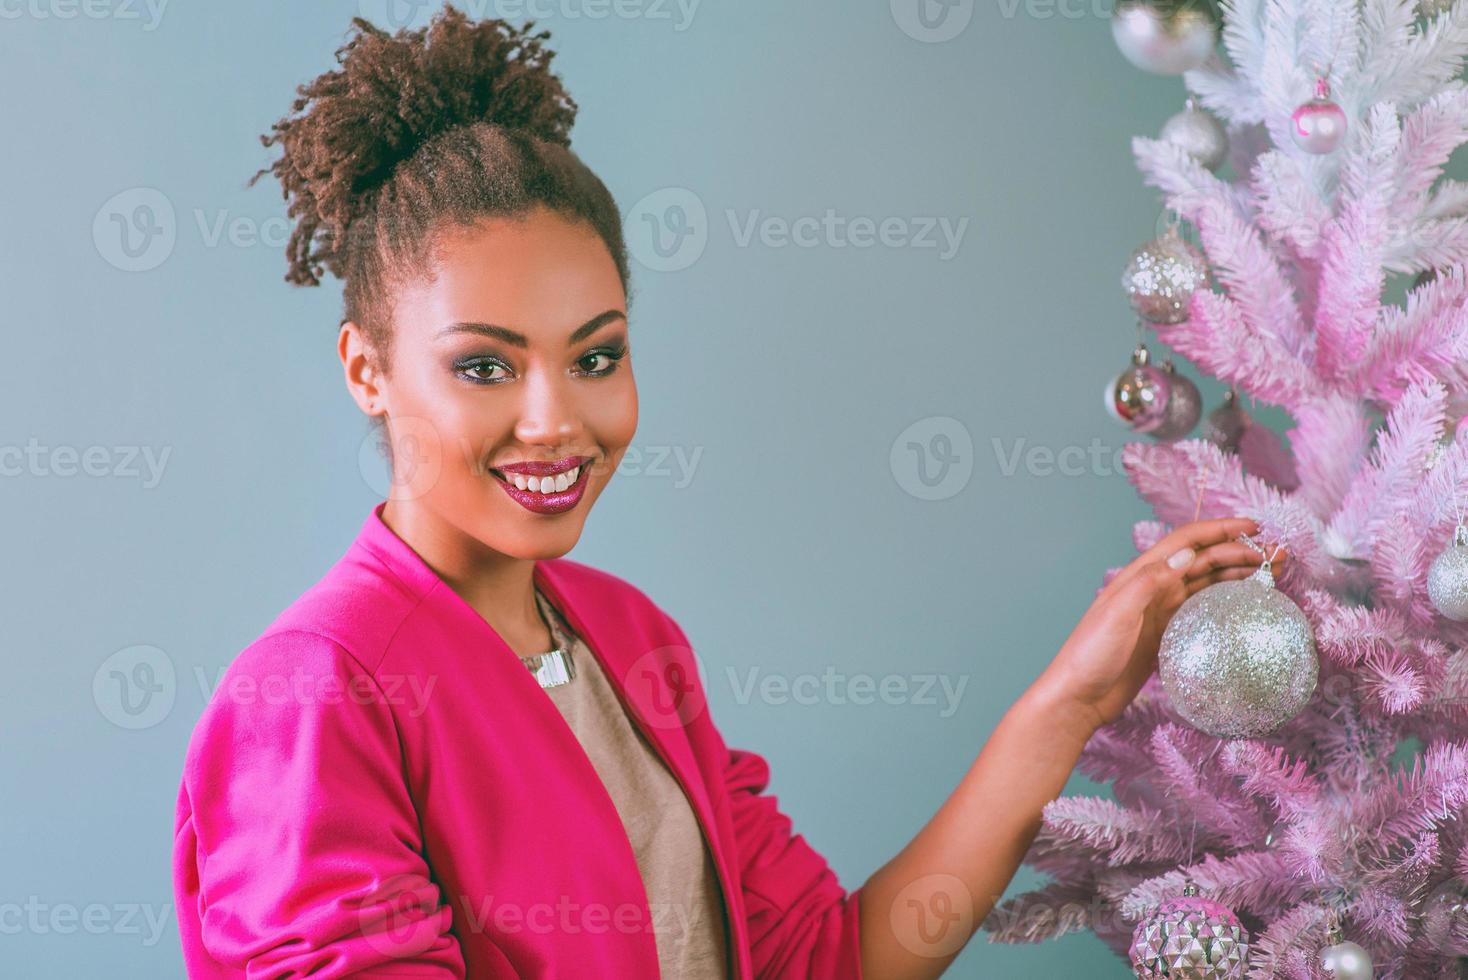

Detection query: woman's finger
xmin=1105 ymin=518 xmax=1260 ymax=596
xmin=1141 ymin=516 xmax=1261 ymax=561
xmin=1183 ymin=563 xmax=1264 ymax=596
xmin=1178 ymin=541 xmax=1287 ymax=579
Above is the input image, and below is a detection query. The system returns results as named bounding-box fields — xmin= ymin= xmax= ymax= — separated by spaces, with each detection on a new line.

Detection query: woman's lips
xmin=489 ymin=462 xmax=590 ymax=515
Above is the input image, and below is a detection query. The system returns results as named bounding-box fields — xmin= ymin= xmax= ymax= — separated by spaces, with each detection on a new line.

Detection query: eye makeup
xmin=452 ymin=338 xmax=629 ymax=386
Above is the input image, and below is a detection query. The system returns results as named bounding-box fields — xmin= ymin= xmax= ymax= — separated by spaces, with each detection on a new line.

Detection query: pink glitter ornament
xmin=1291 ymin=77 xmax=1347 ymax=154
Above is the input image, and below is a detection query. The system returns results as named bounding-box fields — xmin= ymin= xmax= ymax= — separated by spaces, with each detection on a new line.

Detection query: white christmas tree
xmin=985 ymin=0 xmax=1468 ymax=976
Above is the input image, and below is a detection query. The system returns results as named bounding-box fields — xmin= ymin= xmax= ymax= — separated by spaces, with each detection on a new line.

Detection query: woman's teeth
xmin=504 ymin=466 xmax=579 ymax=494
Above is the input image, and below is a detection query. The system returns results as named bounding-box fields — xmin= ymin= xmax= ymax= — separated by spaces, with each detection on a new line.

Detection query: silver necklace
xmin=520 ymin=590 xmax=577 ymax=689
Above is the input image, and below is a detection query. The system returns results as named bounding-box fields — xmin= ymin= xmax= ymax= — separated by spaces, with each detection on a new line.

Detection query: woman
xmin=170 ymin=8 xmax=1282 ymax=978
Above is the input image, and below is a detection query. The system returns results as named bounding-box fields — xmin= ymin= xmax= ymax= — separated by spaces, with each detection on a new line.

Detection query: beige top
xmin=532 ymin=587 xmax=731 ymax=979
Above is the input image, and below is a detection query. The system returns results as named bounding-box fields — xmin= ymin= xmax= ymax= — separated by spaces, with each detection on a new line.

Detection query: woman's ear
xmin=338 ymin=320 xmax=386 ymax=418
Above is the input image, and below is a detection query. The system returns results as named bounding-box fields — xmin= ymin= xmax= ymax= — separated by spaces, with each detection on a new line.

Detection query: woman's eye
xmin=576 ymin=345 xmax=628 ymax=377
xmin=456 ymin=359 xmax=511 ymax=384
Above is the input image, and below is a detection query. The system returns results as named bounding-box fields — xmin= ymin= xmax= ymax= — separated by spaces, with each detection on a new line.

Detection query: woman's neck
xmin=379 ymin=498 xmax=549 ymax=653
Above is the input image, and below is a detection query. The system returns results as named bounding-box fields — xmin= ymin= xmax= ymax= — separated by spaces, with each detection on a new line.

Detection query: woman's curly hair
xmin=248 ymin=4 xmax=631 ymax=374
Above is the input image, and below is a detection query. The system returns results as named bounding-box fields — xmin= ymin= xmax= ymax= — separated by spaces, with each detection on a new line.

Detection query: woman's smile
xmin=489 ymin=454 xmax=595 ymax=514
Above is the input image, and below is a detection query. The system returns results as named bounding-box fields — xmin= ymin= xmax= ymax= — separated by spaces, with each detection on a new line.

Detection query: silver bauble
xmin=1427 ymin=524 xmax=1468 ymax=622
xmin=1151 ymin=360 xmax=1203 ymax=442
xmin=1105 ymin=343 xmax=1174 ymax=433
xmin=1319 ymin=916 xmax=1375 ymax=980
xmin=1158 ymin=562 xmax=1319 ymax=738
xmin=1123 ymin=225 xmax=1211 ymax=324
xmin=1202 ymin=388 xmax=1250 ymax=453
xmin=1320 ymin=940 xmax=1373 ymax=979
xmin=1161 ymin=97 xmax=1229 ymax=171
xmin=1112 ymin=0 xmax=1218 ymax=74
xmin=1129 ymin=882 xmax=1250 ymax=979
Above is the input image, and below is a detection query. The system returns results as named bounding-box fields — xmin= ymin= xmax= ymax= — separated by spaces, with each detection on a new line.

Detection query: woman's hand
xmin=1032 ymin=516 xmax=1288 ymax=736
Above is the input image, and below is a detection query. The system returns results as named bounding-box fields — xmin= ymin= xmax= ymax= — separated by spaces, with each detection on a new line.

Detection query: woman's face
xmin=342 ymin=206 xmax=637 ymax=560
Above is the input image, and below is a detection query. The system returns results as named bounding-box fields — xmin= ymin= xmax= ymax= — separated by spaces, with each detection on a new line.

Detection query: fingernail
xmin=1168 ymin=547 xmax=1195 ymax=570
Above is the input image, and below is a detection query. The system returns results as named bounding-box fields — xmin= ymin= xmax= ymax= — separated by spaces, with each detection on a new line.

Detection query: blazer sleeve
xmin=178 ymin=628 xmax=473 ymax=978
xmin=686 ymin=663 xmax=866 ymax=978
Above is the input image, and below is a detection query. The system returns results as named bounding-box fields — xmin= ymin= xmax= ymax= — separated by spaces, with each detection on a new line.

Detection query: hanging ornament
xmin=1320 ymin=914 xmax=1374 ymax=980
xmin=1291 ymin=76 xmax=1348 ymax=155
xmin=1106 ymin=343 xmax=1174 ymax=433
xmin=1161 ymin=97 xmax=1229 ymax=171
xmin=1158 ymin=542 xmax=1319 ymax=738
xmin=1112 ymin=0 xmax=1219 ymax=75
xmin=1425 ymin=415 xmax=1463 ymax=471
xmin=1202 ymin=388 xmax=1251 ymax=453
xmin=1151 ymin=359 xmax=1203 ymax=442
xmin=1428 ymin=523 xmax=1468 ymax=621
xmin=1123 ymin=224 xmax=1211 ymax=324
xmin=1421 ymin=881 xmax=1468 ymax=952
xmin=1129 ymin=881 xmax=1250 ymax=979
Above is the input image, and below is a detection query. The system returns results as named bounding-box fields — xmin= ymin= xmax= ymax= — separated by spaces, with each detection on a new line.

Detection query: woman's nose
xmin=511 ymin=367 xmax=583 ymax=446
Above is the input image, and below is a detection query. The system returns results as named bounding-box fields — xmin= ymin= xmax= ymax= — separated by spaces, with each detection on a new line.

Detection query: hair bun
xmin=249 ymin=5 xmax=577 ymax=282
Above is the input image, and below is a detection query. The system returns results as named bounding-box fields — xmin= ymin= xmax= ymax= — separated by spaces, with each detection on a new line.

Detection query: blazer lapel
xmin=534 ymin=559 xmax=748 ymax=980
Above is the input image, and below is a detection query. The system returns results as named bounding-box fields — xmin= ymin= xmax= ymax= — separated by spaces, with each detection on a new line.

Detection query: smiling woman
xmin=170 ymin=5 xmax=1281 ymax=980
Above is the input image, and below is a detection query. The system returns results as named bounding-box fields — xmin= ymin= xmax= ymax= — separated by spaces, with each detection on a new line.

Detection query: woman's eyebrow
xmin=435 ymin=310 xmax=627 ymax=348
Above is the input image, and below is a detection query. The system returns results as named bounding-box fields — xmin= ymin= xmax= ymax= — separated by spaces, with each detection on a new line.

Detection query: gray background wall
xmin=1 ymin=0 xmax=1279 ymax=975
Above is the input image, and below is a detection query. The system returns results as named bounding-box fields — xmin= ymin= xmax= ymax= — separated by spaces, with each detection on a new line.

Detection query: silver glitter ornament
xmin=1321 ymin=917 xmax=1374 ymax=980
xmin=1202 ymin=388 xmax=1250 ymax=453
xmin=1112 ymin=0 xmax=1219 ymax=75
xmin=1106 ymin=343 xmax=1174 ymax=433
xmin=1428 ymin=524 xmax=1468 ymax=622
xmin=1124 ymin=225 xmax=1211 ymax=324
xmin=1151 ymin=359 xmax=1203 ymax=442
xmin=1161 ymin=97 xmax=1229 ymax=172
xmin=1129 ymin=881 xmax=1250 ymax=979
xmin=1158 ymin=560 xmax=1318 ymax=738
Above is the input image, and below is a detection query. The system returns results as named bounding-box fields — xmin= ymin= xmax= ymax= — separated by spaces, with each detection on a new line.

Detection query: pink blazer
xmin=171 ymin=501 xmax=865 ymax=978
